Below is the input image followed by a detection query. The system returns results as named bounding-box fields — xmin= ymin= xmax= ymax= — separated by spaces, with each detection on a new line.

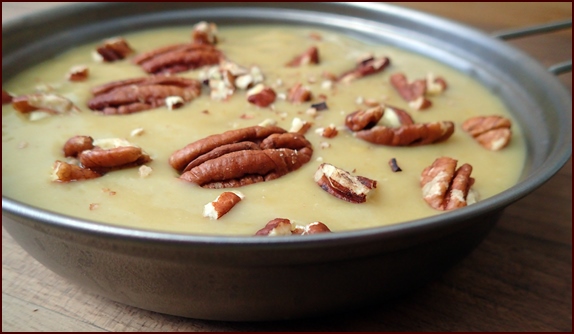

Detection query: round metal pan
xmin=2 ymin=2 xmax=571 ymax=321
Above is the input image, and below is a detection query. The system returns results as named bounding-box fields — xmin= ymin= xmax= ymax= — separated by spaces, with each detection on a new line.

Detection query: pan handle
xmin=491 ymin=19 xmax=572 ymax=75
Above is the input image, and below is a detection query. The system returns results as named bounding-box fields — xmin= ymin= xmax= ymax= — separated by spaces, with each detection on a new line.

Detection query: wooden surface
xmin=2 ymin=2 xmax=572 ymax=332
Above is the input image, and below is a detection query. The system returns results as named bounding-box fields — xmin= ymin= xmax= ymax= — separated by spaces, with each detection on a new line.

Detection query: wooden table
xmin=2 ymin=2 xmax=571 ymax=331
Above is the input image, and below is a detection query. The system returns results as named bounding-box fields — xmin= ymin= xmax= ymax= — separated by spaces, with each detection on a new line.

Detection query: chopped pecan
xmin=426 ymin=73 xmax=448 ymax=95
xmin=289 ymin=117 xmax=312 ymax=135
xmin=286 ymin=46 xmax=319 ymax=67
xmin=192 ymin=21 xmax=218 ymax=45
xmin=63 ymin=135 xmax=94 ymax=157
xmin=2 ymin=90 xmax=13 ymax=104
xmin=171 ymin=126 xmax=313 ymax=188
xmin=355 ymin=121 xmax=454 ymax=146
xmin=51 ymin=160 xmax=102 ymax=183
xmin=67 ymin=65 xmax=89 ymax=82
xmin=246 ymin=84 xmax=276 ymax=107
xmin=390 ymin=72 xmax=431 ymax=110
xmin=315 ymin=125 xmax=338 ymax=138
xmin=314 ymin=163 xmax=377 ymax=203
xmin=87 ymin=76 xmax=201 ymax=115
xmin=388 ymin=158 xmax=402 ymax=172
xmin=420 ymin=157 xmax=476 ymax=211
xmin=11 ymin=93 xmax=80 ymax=114
xmin=94 ymin=37 xmax=134 ymax=62
xmin=462 ymin=115 xmax=512 ymax=151
xmin=255 ymin=218 xmax=293 ymax=236
xmin=203 ymin=191 xmax=244 ymax=220
xmin=338 ymin=56 xmax=390 ymax=83
xmin=132 ymin=43 xmax=222 ymax=75
xmin=287 ymin=83 xmax=312 ymax=103
xmin=292 ymin=221 xmax=331 ymax=235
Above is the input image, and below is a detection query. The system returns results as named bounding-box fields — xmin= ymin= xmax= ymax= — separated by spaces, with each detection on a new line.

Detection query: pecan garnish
xmin=314 ymin=163 xmax=377 ymax=203
xmin=63 ymin=135 xmax=94 ymax=157
xmin=203 ymin=191 xmax=244 ymax=220
xmin=337 ymin=56 xmax=390 ymax=83
xmin=345 ymin=105 xmax=384 ymax=131
xmin=354 ymin=121 xmax=454 ymax=146
xmin=11 ymin=93 xmax=80 ymax=115
xmin=388 ymin=158 xmax=402 ymax=172
xmin=390 ymin=72 xmax=431 ymax=110
xmin=420 ymin=157 xmax=476 ymax=211
xmin=462 ymin=115 xmax=512 ymax=151
xmin=287 ymin=83 xmax=312 ymax=103
xmin=289 ymin=117 xmax=312 ymax=135
xmin=94 ymin=37 xmax=134 ymax=62
xmin=87 ymin=76 xmax=201 ymax=115
xmin=132 ymin=43 xmax=222 ymax=75
xmin=51 ymin=160 xmax=102 ymax=183
xmin=286 ymin=46 xmax=319 ymax=67
xmin=255 ymin=218 xmax=331 ymax=236
xmin=426 ymin=73 xmax=447 ymax=95
xmin=192 ymin=21 xmax=218 ymax=45
xmin=246 ymin=84 xmax=276 ymax=107
xmin=170 ymin=125 xmax=313 ymax=188
xmin=67 ymin=65 xmax=89 ymax=82
xmin=77 ymin=138 xmax=152 ymax=173
xmin=315 ymin=125 xmax=338 ymax=138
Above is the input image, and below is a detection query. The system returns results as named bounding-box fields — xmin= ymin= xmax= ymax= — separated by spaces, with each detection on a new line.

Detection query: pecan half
xmin=171 ymin=126 xmax=313 ymax=188
xmin=355 ymin=121 xmax=454 ymax=146
xmin=87 ymin=76 xmax=201 ymax=115
xmin=420 ymin=157 xmax=476 ymax=211
xmin=314 ymin=163 xmax=377 ymax=203
xmin=462 ymin=115 xmax=512 ymax=151
xmin=11 ymin=93 xmax=80 ymax=114
xmin=286 ymin=46 xmax=319 ymax=67
xmin=338 ymin=56 xmax=390 ymax=83
xmin=132 ymin=43 xmax=222 ymax=75
xmin=51 ymin=160 xmax=102 ymax=183
xmin=73 ymin=137 xmax=151 ymax=173
xmin=94 ymin=37 xmax=134 ymax=62
xmin=203 ymin=191 xmax=244 ymax=220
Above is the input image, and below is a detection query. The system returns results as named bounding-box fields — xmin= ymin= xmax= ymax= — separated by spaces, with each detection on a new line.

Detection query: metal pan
xmin=2 ymin=3 xmax=571 ymax=321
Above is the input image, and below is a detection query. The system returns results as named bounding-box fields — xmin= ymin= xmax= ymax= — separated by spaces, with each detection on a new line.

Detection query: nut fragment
xmin=63 ymin=135 xmax=94 ymax=157
xmin=314 ymin=163 xmax=377 ymax=203
xmin=246 ymin=84 xmax=276 ymax=107
xmin=203 ymin=191 xmax=244 ymax=220
xmin=388 ymin=158 xmax=402 ymax=172
xmin=67 ymin=65 xmax=89 ymax=82
xmin=462 ymin=115 xmax=512 ymax=151
xmin=426 ymin=73 xmax=448 ymax=95
xmin=287 ymin=83 xmax=312 ymax=103
xmin=390 ymin=72 xmax=431 ymax=110
xmin=171 ymin=125 xmax=313 ymax=188
xmin=338 ymin=56 xmax=390 ymax=83
xmin=94 ymin=37 xmax=134 ymax=62
xmin=286 ymin=46 xmax=320 ymax=67
xmin=315 ymin=124 xmax=338 ymax=138
xmin=51 ymin=160 xmax=102 ymax=183
xmin=289 ymin=117 xmax=312 ymax=135
xmin=292 ymin=222 xmax=332 ymax=235
xmin=192 ymin=21 xmax=218 ymax=45
xmin=345 ymin=105 xmax=384 ymax=131
xmin=11 ymin=93 xmax=80 ymax=115
xmin=88 ymin=76 xmax=201 ymax=114
xmin=255 ymin=218 xmax=331 ymax=236
xmin=420 ymin=157 xmax=476 ymax=211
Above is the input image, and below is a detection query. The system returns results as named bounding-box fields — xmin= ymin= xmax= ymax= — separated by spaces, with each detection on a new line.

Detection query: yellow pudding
xmin=2 ymin=24 xmax=526 ymax=235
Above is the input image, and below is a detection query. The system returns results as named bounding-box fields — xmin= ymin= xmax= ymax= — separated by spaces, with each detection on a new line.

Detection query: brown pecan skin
xmin=63 ymin=136 xmax=94 ymax=158
xmin=88 ymin=76 xmax=201 ymax=115
xmin=420 ymin=157 xmax=475 ymax=211
xmin=96 ymin=38 xmax=134 ymax=62
xmin=247 ymin=85 xmax=276 ymax=107
xmin=132 ymin=43 xmax=222 ymax=75
xmin=286 ymin=46 xmax=319 ymax=67
xmin=462 ymin=115 xmax=512 ymax=150
xmin=172 ymin=126 xmax=313 ymax=189
xmin=79 ymin=146 xmax=151 ymax=171
xmin=355 ymin=121 xmax=454 ymax=146
xmin=52 ymin=160 xmax=102 ymax=183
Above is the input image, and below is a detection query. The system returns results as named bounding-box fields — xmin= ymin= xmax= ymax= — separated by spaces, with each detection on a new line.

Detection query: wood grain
xmin=2 ymin=2 xmax=571 ymax=332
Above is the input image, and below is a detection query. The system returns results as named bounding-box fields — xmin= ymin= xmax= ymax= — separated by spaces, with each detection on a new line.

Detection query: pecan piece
xmin=246 ymin=84 xmax=276 ymax=107
xmin=11 ymin=93 xmax=80 ymax=115
xmin=355 ymin=121 xmax=454 ymax=146
xmin=172 ymin=126 xmax=313 ymax=188
xmin=192 ymin=21 xmax=218 ymax=45
xmin=338 ymin=56 xmax=390 ymax=83
xmin=132 ymin=43 xmax=222 ymax=75
xmin=287 ymin=83 xmax=312 ymax=103
xmin=255 ymin=219 xmax=331 ymax=236
xmin=51 ymin=160 xmax=102 ymax=183
xmin=292 ymin=222 xmax=332 ymax=235
xmin=420 ymin=157 xmax=476 ymax=211
xmin=74 ymin=138 xmax=152 ymax=173
xmin=390 ymin=72 xmax=431 ymax=110
xmin=314 ymin=163 xmax=377 ymax=203
xmin=345 ymin=105 xmax=384 ymax=131
xmin=286 ymin=46 xmax=319 ymax=67
xmin=462 ymin=115 xmax=512 ymax=151
xmin=87 ymin=76 xmax=201 ymax=114
xmin=203 ymin=191 xmax=244 ymax=220
xmin=63 ymin=135 xmax=94 ymax=157
xmin=94 ymin=37 xmax=134 ymax=62
xmin=67 ymin=65 xmax=89 ymax=82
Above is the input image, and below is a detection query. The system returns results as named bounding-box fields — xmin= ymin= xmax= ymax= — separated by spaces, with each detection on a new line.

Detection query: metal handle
xmin=491 ymin=19 xmax=572 ymax=75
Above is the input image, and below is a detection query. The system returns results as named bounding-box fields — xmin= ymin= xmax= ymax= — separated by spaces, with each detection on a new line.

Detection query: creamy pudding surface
xmin=2 ymin=25 xmax=526 ymax=235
